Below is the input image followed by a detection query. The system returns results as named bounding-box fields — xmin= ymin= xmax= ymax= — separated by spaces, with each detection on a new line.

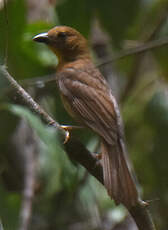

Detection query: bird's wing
xmin=58 ymin=68 xmax=119 ymax=145
xmin=58 ymin=68 xmax=138 ymax=207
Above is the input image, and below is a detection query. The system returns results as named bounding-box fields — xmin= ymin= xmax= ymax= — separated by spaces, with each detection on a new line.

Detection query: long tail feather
xmin=101 ymin=140 xmax=138 ymax=208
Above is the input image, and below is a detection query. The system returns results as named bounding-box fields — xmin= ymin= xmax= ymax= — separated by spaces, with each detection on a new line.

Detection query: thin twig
xmin=120 ymin=8 xmax=168 ymax=103
xmin=20 ymin=73 xmax=56 ymax=87
xmin=98 ymin=36 xmax=168 ymax=68
xmin=0 ymin=65 xmax=62 ymax=132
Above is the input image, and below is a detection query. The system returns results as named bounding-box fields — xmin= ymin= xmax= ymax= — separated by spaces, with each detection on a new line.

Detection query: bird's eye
xmin=58 ymin=32 xmax=67 ymax=39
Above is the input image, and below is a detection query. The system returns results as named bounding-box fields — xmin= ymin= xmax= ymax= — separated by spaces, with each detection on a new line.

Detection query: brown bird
xmin=33 ymin=26 xmax=138 ymax=208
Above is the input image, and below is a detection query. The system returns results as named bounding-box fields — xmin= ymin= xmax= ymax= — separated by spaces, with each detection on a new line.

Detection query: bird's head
xmin=33 ymin=26 xmax=90 ymax=63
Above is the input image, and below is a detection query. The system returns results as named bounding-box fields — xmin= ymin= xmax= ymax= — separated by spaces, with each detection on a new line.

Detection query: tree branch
xmin=120 ymin=8 xmax=168 ymax=103
xmin=98 ymin=36 xmax=168 ymax=68
xmin=0 ymin=65 xmax=156 ymax=230
xmin=0 ymin=65 xmax=62 ymax=132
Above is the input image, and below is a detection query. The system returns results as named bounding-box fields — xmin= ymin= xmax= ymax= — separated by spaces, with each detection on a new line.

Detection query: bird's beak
xmin=33 ymin=32 xmax=49 ymax=44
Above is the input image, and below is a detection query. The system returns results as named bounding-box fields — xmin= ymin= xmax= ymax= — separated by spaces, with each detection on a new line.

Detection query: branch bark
xmin=0 ymin=65 xmax=156 ymax=230
xmin=120 ymin=8 xmax=168 ymax=103
xmin=97 ymin=36 xmax=168 ymax=68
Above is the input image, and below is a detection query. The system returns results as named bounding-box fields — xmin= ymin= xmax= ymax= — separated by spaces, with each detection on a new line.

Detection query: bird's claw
xmin=60 ymin=125 xmax=71 ymax=144
xmin=94 ymin=152 xmax=102 ymax=160
xmin=64 ymin=129 xmax=70 ymax=144
xmin=139 ymin=199 xmax=149 ymax=207
xmin=61 ymin=125 xmax=83 ymax=144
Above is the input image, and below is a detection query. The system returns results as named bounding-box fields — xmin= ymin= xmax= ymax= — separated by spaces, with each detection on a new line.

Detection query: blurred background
xmin=0 ymin=0 xmax=168 ymax=229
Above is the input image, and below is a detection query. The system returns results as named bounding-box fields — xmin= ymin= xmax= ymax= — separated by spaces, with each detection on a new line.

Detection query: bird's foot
xmin=140 ymin=198 xmax=159 ymax=207
xmin=61 ymin=125 xmax=83 ymax=144
xmin=94 ymin=152 xmax=102 ymax=160
xmin=93 ymin=153 xmax=102 ymax=169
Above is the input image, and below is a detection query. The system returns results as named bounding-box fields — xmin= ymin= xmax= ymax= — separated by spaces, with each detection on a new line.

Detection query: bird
xmin=33 ymin=26 xmax=139 ymax=208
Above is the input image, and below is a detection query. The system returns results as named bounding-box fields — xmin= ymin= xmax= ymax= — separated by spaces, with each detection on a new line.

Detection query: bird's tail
xmin=101 ymin=140 xmax=138 ymax=208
